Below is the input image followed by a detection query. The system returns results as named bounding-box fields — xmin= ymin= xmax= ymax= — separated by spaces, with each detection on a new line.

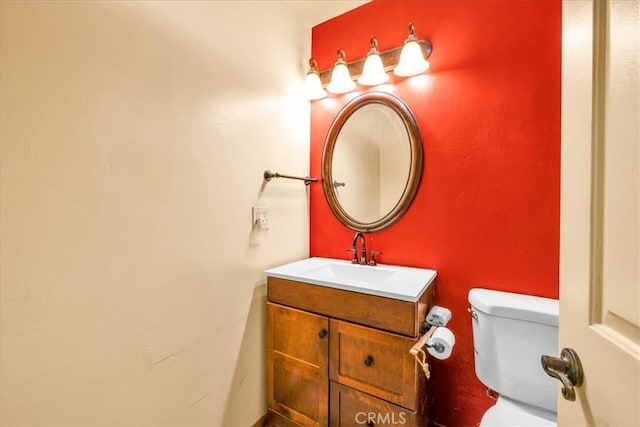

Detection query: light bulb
xmin=358 ymin=37 xmax=389 ymax=86
xmin=327 ymin=49 xmax=356 ymax=94
xmin=394 ymin=23 xmax=430 ymax=77
xmin=304 ymin=58 xmax=326 ymax=100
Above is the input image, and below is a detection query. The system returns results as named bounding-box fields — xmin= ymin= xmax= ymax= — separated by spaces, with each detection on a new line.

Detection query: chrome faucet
xmin=350 ymin=232 xmax=367 ymax=265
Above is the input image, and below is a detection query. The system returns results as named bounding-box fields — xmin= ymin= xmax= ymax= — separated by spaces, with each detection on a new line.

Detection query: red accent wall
xmin=310 ymin=1 xmax=561 ymax=425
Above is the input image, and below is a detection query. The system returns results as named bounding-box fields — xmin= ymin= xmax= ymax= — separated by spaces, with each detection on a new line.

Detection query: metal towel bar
xmin=263 ymin=170 xmax=318 ymax=186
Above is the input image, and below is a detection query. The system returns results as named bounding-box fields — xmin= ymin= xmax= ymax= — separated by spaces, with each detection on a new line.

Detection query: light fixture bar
xmin=316 ymin=40 xmax=432 ymax=86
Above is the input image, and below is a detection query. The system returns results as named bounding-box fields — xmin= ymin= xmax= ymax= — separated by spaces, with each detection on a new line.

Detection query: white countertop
xmin=264 ymin=257 xmax=437 ymax=302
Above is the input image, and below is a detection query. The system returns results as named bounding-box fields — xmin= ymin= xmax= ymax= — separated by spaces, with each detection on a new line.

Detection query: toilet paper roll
xmin=426 ymin=327 xmax=455 ymax=360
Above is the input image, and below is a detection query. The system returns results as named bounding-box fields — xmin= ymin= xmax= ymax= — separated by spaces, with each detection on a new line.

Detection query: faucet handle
xmin=346 ymin=248 xmax=359 ymax=264
xmin=368 ymin=251 xmax=383 ymax=266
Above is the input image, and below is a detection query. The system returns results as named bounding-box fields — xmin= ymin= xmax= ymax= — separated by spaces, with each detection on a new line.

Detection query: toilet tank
xmin=468 ymin=288 xmax=559 ymax=413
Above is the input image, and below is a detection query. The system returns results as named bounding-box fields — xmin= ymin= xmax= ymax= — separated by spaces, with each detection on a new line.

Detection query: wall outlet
xmin=252 ymin=206 xmax=269 ymax=230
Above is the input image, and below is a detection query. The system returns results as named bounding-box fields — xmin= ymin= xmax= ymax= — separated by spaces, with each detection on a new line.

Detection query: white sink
xmin=264 ymin=257 xmax=437 ymax=302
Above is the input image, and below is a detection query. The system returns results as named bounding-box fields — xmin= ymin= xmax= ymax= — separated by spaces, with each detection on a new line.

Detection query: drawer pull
xmin=318 ymin=329 xmax=328 ymax=339
xmin=364 ymin=355 xmax=374 ymax=367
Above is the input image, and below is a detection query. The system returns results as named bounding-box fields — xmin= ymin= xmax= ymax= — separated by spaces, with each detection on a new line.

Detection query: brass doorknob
xmin=541 ymin=347 xmax=584 ymax=401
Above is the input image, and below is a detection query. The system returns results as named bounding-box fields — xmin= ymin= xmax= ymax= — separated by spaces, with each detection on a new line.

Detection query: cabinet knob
xmin=364 ymin=355 xmax=374 ymax=367
xmin=367 ymin=422 xmax=374 ymax=427
xmin=318 ymin=329 xmax=328 ymax=339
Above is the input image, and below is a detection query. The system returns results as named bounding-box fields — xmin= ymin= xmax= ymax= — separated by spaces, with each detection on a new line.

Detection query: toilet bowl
xmin=481 ymin=396 xmax=556 ymax=426
xmin=468 ymin=288 xmax=559 ymax=427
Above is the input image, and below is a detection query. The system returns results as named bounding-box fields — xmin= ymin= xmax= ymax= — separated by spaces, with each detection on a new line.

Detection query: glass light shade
xmin=327 ymin=62 xmax=356 ymax=94
xmin=304 ymin=71 xmax=326 ymax=100
xmin=357 ymin=53 xmax=389 ymax=86
xmin=394 ymin=40 xmax=430 ymax=77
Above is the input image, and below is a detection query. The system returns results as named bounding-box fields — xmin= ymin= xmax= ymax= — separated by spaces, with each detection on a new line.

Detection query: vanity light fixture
xmin=394 ymin=22 xmax=430 ymax=77
xmin=357 ymin=37 xmax=389 ymax=86
xmin=305 ymin=23 xmax=432 ymax=100
xmin=327 ymin=48 xmax=356 ymax=94
xmin=304 ymin=59 xmax=327 ymax=100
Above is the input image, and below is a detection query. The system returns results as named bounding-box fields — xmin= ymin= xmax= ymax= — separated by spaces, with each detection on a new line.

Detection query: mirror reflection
xmin=331 ymin=104 xmax=410 ymax=223
xmin=322 ymin=92 xmax=422 ymax=232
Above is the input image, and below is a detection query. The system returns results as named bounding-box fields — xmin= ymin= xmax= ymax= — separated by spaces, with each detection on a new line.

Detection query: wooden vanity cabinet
xmin=266 ymin=277 xmax=433 ymax=427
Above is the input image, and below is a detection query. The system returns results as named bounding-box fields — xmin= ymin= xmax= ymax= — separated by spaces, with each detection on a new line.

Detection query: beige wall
xmin=0 ymin=1 xmax=359 ymax=425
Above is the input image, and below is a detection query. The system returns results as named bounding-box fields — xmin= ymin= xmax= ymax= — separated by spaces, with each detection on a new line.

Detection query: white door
xmin=558 ymin=0 xmax=640 ymax=425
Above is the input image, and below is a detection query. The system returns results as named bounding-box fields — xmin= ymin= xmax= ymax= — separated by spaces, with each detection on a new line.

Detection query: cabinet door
xmin=267 ymin=303 xmax=329 ymax=427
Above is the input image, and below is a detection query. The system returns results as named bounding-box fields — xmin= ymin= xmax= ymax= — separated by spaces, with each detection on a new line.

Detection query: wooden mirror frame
xmin=321 ymin=92 xmax=423 ymax=233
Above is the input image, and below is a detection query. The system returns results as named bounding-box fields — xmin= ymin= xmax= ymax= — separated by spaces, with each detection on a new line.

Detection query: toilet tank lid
xmin=468 ymin=288 xmax=559 ymax=327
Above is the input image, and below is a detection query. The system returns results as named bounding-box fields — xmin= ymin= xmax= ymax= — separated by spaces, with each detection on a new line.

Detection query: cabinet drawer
xmin=329 ymin=319 xmax=419 ymax=410
xmin=330 ymin=382 xmax=425 ymax=427
xmin=268 ymin=277 xmax=434 ymax=337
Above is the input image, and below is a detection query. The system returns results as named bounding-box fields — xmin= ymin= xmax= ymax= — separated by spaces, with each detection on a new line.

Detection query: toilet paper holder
xmin=410 ymin=305 xmax=454 ymax=379
xmin=410 ymin=325 xmax=438 ymax=356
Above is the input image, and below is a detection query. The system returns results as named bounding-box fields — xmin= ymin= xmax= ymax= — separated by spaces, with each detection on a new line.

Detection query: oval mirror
xmin=322 ymin=92 xmax=423 ymax=232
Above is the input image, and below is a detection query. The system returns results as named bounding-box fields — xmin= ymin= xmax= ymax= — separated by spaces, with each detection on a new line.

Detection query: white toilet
xmin=468 ymin=288 xmax=559 ymax=426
